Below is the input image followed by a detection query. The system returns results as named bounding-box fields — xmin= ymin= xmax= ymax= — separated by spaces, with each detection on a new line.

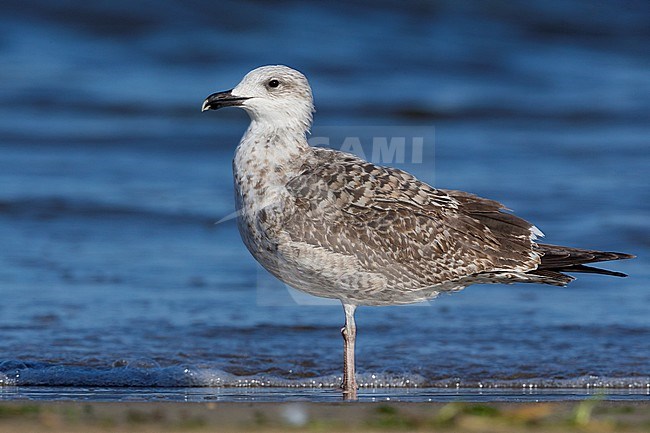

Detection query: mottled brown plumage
xmin=274 ymin=147 xmax=631 ymax=304
xmin=203 ymin=65 xmax=634 ymax=399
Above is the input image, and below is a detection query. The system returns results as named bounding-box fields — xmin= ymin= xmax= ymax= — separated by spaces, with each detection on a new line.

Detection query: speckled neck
xmin=237 ymin=120 xmax=309 ymax=172
xmin=233 ymin=120 xmax=311 ymax=213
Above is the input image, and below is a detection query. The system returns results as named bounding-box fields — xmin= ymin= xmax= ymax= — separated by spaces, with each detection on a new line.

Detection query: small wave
xmin=0 ymin=197 xmax=218 ymax=227
xmin=1 ymin=360 xmax=648 ymax=390
xmin=353 ymin=105 xmax=639 ymax=124
xmin=0 ymin=361 xmax=235 ymax=388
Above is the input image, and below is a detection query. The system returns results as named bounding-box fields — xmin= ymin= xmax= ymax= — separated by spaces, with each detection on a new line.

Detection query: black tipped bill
xmin=201 ymin=90 xmax=249 ymax=112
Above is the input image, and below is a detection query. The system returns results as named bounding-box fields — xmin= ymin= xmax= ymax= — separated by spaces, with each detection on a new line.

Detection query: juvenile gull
xmin=202 ymin=65 xmax=634 ymax=399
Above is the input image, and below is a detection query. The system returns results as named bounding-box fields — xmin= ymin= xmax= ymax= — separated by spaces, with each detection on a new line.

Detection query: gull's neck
xmin=233 ymin=119 xmax=311 ymax=212
xmin=236 ymin=119 xmax=310 ymax=169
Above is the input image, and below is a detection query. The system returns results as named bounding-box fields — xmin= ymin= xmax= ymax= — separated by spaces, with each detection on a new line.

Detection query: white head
xmin=202 ymin=65 xmax=314 ymax=131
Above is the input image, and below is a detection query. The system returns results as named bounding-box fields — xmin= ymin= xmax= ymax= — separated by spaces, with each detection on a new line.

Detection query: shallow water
xmin=1 ymin=0 xmax=649 ymax=401
xmin=1 ymin=387 xmax=649 ymax=403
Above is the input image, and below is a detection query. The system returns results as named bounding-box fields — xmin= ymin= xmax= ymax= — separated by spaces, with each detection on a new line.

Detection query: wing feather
xmin=283 ymin=148 xmax=540 ymax=290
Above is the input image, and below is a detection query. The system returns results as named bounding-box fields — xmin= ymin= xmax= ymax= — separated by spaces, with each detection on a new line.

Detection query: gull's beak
xmin=201 ymin=90 xmax=249 ymax=112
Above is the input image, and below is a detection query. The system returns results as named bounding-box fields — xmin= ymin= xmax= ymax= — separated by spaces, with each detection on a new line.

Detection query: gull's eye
xmin=268 ymin=79 xmax=280 ymax=88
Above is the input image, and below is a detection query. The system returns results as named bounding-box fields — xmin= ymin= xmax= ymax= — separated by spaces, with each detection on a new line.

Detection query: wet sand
xmin=1 ymin=400 xmax=649 ymax=432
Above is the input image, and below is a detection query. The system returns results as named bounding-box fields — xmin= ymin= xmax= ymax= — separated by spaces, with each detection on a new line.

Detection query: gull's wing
xmin=282 ymin=148 xmax=540 ymax=289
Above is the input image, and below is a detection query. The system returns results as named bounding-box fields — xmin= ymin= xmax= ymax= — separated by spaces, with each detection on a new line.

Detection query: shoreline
xmin=2 ymin=385 xmax=649 ymax=402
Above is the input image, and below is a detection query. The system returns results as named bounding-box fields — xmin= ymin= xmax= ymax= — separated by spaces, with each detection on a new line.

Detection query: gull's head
xmin=202 ymin=65 xmax=314 ymax=130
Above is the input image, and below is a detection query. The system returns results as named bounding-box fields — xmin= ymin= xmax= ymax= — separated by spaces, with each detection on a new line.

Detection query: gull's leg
xmin=341 ymin=302 xmax=357 ymax=400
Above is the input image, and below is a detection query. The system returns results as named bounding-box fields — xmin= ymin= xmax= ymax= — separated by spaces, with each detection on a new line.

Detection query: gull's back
xmin=257 ymin=147 xmax=542 ymax=305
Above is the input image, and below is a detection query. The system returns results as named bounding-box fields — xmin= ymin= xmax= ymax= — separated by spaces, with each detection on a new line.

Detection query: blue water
xmin=1 ymin=0 xmax=649 ymax=401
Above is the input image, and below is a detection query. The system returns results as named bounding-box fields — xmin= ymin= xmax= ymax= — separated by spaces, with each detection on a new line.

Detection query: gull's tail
xmin=527 ymin=244 xmax=635 ymax=285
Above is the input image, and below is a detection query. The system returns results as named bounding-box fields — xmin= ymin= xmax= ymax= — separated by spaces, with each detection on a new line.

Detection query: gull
xmin=201 ymin=65 xmax=634 ymax=399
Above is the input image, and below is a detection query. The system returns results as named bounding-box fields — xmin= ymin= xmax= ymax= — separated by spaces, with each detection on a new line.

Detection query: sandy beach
xmin=1 ymin=400 xmax=649 ymax=433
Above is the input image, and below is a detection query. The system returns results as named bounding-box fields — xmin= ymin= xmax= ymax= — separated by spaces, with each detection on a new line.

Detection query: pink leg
xmin=341 ymin=302 xmax=357 ymax=400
